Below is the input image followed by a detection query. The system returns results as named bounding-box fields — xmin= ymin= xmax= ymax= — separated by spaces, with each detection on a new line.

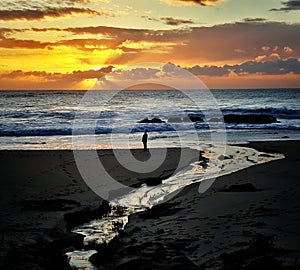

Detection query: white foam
xmin=113 ymin=144 xmax=284 ymax=209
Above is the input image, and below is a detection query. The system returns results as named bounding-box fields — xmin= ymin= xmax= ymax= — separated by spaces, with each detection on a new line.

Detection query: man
xmin=142 ymin=131 xmax=148 ymax=151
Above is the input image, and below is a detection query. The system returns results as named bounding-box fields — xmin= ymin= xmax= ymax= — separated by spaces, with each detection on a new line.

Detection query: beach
xmin=0 ymin=140 xmax=299 ymax=269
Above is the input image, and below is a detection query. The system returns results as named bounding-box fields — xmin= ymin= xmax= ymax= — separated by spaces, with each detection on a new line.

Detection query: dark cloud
xmin=186 ymin=65 xmax=230 ymax=76
xmin=0 ymin=38 xmax=50 ymax=49
xmin=1 ymin=22 xmax=300 ymax=66
xmin=164 ymin=0 xmax=224 ymax=6
xmin=0 ymin=7 xmax=102 ymax=21
xmin=185 ymin=58 xmax=300 ymax=76
xmin=0 ymin=66 xmax=114 ymax=90
xmin=270 ymin=0 xmax=300 ymax=11
xmin=0 ymin=66 xmax=113 ymax=81
xmin=160 ymin=17 xmax=195 ymax=26
xmin=0 ymin=0 xmax=94 ymax=9
xmin=141 ymin=16 xmax=160 ymax=22
xmin=229 ymin=58 xmax=300 ymax=75
xmin=243 ymin=18 xmax=267 ymax=22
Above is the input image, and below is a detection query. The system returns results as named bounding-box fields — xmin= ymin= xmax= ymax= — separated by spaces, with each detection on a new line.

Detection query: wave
xmin=185 ymin=107 xmax=300 ymax=120
xmin=1 ymin=110 xmax=117 ymax=120
xmin=222 ymin=107 xmax=300 ymax=120
xmin=1 ymin=121 xmax=299 ymax=137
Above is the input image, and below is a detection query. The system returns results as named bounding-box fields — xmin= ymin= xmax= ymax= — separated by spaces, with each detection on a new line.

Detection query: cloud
xmin=162 ymin=0 xmax=225 ymax=6
xmin=160 ymin=17 xmax=195 ymax=26
xmin=284 ymin=46 xmax=293 ymax=53
xmin=243 ymin=18 xmax=267 ymax=22
xmin=270 ymin=0 xmax=300 ymax=11
xmin=108 ymin=67 xmax=160 ymax=81
xmin=0 ymin=66 xmax=113 ymax=90
xmin=1 ymin=59 xmax=299 ymax=90
xmin=1 ymin=22 xmax=300 ymax=69
xmin=0 ymin=66 xmax=113 ymax=81
xmin=0 ymin=38 xmax=50 ymax=49
xmin=141 ymin=15 xmax=195 ymax=26
xmin=186 ymin=65 xmax=230 ymax=76
xmin=0 ymin=7 xmax=102 ymax=21
xmin=229 ymin=58 xmax=300 ymax=75
xmin=185 ymin=57 xmax=300 ymax=76
xmin=255 ymin=53 xmax=281 ymax=62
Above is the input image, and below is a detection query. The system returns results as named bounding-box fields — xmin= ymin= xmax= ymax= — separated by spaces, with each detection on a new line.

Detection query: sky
xmin=0 ymin=0 xmax=300 ymax=90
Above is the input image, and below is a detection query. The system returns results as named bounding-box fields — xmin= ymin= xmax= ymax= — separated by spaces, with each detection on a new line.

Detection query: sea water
xmin=0 ymin=89 xmax=300 ymax=149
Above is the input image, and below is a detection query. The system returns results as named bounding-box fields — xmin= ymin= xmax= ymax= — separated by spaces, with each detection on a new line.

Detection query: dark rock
xmin=224 ymin=114 xmax=278 ymax=124
xmin=218 ymin=154 xmax=233 ymax=161
xmin=183 ymin=115 xmax=204 ymax=122
xmin=64 ymin=201 xmax=110 ymax=229
xmin=89 ymin=246 xmax=115 ymax=266
xmin=199 ymin=161 xmax=208 ymax=169
xmin=146 ymin=177 xmax=162 ymax=186
xmin=222 ymin=183 xmax=258 ymax=192
xmin=50 ymin=232 xmax=84 ymax=250
xmin=138 ymin=117 xmax=165 ymax=123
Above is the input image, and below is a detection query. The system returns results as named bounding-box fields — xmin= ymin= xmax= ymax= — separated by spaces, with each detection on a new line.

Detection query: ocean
xmin=0 ymin=88 xmax=300 ymax=150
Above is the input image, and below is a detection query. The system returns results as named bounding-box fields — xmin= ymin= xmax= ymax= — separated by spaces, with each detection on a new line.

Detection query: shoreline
xmin=0 ymin=141 xmax=299 ymax=269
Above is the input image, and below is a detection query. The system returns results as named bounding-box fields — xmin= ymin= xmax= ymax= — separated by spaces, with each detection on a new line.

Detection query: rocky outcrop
xmin=183 ymin=115 xmax=204 ymax=122
xmin=138 ymin=117 xmax=165 ymax=123
xmin=167 ymin=115 xmax=204 ymax=123
xmin=224 ymin=114 xmax=278 ymax=124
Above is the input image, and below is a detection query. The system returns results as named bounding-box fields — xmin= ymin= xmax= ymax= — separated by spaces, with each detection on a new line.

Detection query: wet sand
xmin=0 ymin=142 xmax=300 ymax=269
xmin=0 ymin=148 xmax=196 ymax=269
xmin=91 ymin=141 xmax=300 ymax=269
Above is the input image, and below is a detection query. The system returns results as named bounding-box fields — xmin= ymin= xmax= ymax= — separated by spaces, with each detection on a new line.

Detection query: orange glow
xmin=0 ymin=0 xmax=299 ymax=90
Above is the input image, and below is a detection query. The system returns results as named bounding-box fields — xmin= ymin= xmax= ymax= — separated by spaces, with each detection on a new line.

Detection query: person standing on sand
xmin=142 ymin=131 xmax=148 ymax=151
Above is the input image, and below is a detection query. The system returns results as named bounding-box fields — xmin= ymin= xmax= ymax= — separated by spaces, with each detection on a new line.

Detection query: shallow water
xmin=66 ymin=143 xmax=284 ymax=269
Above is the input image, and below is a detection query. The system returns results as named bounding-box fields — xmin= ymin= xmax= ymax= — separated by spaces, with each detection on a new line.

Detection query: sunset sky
xmin=0 ymin=0 xmax=300 ymax=90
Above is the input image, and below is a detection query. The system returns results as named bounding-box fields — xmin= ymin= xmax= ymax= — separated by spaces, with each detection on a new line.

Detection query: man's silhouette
xmin=142 ymin=131 xmax=148 ymax=151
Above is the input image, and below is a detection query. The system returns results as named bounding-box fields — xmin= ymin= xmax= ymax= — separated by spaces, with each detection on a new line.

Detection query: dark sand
xmin=0 ymin=148 xmax=197 ymax=269
xmin=0 ymin=142 xmax=300 ymax=269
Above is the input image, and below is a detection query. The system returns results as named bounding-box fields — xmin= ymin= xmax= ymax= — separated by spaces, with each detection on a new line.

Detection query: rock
xmin=64 ymin=201 xmax=110 ymax=229
xmin=89 ymin=246 xmax=115 ymax=266
xmin=224 ymin=114 xmax=278 ymax=124
xmin=222 ymin=183 xmax=258 ymax=192
xmin=146 ymin=177 xmax=162 ymax=186
xmin=183 ymin=115 xmax=204 ymax=122
xmin=199 ymin=161 xmax=208 ymax=169
xmin=50 ymin=232 xmax=84 ymax=250
xmin=138 ymin=117 xmax=165 ymax=123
